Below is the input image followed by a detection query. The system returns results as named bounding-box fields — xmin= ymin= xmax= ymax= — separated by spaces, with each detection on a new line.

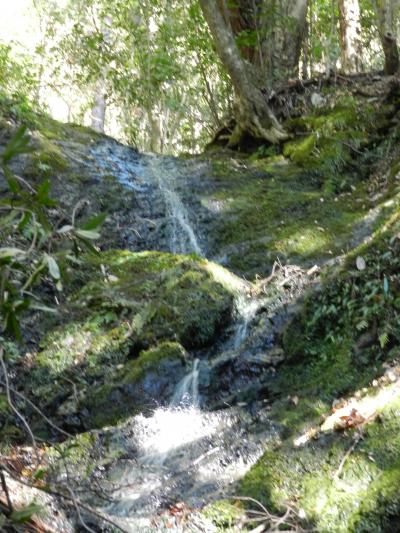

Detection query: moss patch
xmin=205 ymin=155 xmax=371 ymax=277
xmin=201 ymin=96 xmax=398 ymax=278
xmin=22 ymin=251 xmax=233 ymax=430
xmin=240 ymin=392 xmax=400 ymax=533
xmin=81 ymin=342 xmax=188 ymax=428
xmin=239 ymin=210 xmax=400 ymax=533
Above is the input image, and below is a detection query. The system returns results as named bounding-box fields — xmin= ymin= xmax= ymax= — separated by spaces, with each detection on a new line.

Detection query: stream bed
xmin=72 ymin=143 xmax=315 ymax=532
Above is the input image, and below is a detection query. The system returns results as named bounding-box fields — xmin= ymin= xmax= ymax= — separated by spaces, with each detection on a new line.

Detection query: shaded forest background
xmin=1 ymin=0 xmax=400 ymax=154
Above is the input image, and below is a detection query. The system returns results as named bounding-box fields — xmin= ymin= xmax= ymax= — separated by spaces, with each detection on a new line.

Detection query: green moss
xmin=122 ymin=341 xmax=186 ymax=384
xmin=202 ymin=499 xmax=245 ymax=531
xmin=282 ymin=211 xmax=400 ymax=385
xmin=80 ymin=342 xmax=187 ymax=428
xmin=28 ymin=137 xmax=68 ymax=178
xmin=240 ymin=393 xmax=400 ymax=532
xmin=76 ymin=250 xmax=234 ymax=350
xmin=283 ymin=134 xmax=317 ymax=164
xmin=24 ymin=251 xmax=233 ymax=430
xmin=206 ymin=160 xmax=369 ymax=277
xmin=201 ymin=96 xmax=397 ymax=279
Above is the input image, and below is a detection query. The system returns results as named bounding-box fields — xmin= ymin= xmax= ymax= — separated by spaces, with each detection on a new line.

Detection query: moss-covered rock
xmin=283 ymin=133 xmax=317 ymax=163
xmin=202 ymin=499 xmax=245 ymax=531
xmin=238 ymin=211 xmax=400 ymax=533
xmin=278 ymin=210 xmax=400 ymax=401
xmin=199 ymin=94 xmax=399 ymax=278
xmin=204 ymin=154 xmax=371 ymax=277
xmin=240 ymin=392 xmax=400 ymax=532
xmin=28 ymin=136 xmax=69 ymax=178
xmin=22 ymin=251 xmax=233 ymax=431
xmin=81 ymin=342 xmax=188 ymax=428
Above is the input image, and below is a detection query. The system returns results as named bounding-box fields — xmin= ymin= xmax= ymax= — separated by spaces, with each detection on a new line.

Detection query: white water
xmin=89 ymin=142 xmax=275 ymax=531
xmin=147 ymin=157 xmax=203 ymax=256
xmin=232 ymin=295 xmax=263 ymax=349
xmin=170 ymin=358 xmax=200 ymax=408
xmin=90 ymin=144 xmax=203 ymax=256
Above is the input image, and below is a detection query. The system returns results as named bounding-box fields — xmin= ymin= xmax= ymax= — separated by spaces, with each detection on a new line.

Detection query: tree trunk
xmin=382 ymin=33 xmax=400 ymax=74
xmin=259 ymin=0 xmax=308 ymax=83
xmin=199 ymin=0 xmax=288 ymax=143
xmin=147 ymin=110 xmax=162 ymax=153
xmin=91 ymin=87 xmax=106 ymax=133
xmin=338 ymin=0 xmax=363 ymax=73
xmin=284 ymin=0 xmax=309 ymax=78
xmin=373 ymin=0 xmax=400 ymax=74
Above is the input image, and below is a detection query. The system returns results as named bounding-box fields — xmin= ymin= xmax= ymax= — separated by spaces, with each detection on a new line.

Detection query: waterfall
xmin=170 ymin=358 xmax=200 ymax=408
xmin=90 ymin=143 xmax=203 ymax=256
xmin=232 ymin=295 xmax=262 ymax=349
xmin=89 ymin=141 xmax=274 ymax=531
xmin=146 ymin=157 xmax=203 ymax=255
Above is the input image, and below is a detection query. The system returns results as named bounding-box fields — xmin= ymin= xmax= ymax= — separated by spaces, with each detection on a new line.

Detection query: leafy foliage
xmin=285 ymin=216 xmax=400 ymax=368
xmin=0 ymin=126 xmax=105 ymax=338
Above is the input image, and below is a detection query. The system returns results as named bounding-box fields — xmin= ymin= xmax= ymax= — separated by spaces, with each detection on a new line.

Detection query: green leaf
xmin=46 ymin=255 xmax=61 ymax=280
xmin=10 ymin=503 xmax=42 ymax=524
xmin=32 ymin=467 xmax=48 ymax=480
xmin=81 ymin=212 xmax=107 ymax=230
xmin=57 ymin=224 xmax=74 ymax=234
xmin=2 ymin=125 xmax=34 ymax=164
xmin=17 ymin=211 xmax=32 ymax=231
xmin=75 ymin=228 xmax=100 ymax=240
xmin=29 ymin=302 xmax=58 ymax=314
xmin=5 ymin=176 xmax=21 ymax=193
xmin=356 ymin=319 xmax=368 ymax=331
xmin=35 ymin=180 xmax=57 ymax=207
xmin=0 ymin=247 xmax=26 ymax=259
xmin=383 ymin=276 xmax=389 ymax=294
xmin=379 ymin=332 xmax=389 ymax=349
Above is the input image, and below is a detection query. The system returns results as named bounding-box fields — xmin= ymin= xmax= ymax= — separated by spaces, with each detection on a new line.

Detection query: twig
xmin=71 ymin=198 xmax=90 ymax=226
xmin=0 ymin=467 xmax=13 ymax=512
xmin=1 ymin=464 xmax=129 ymax=533
xmin=334 ymin=432 xmax=363 ymax=479
xmin=66 ymin=486 xmax=97 ymax=533
xmin=0 ymin=379 xmax=72 ymax=439
xmin=0 ymin=348 xmax=40 ymax=464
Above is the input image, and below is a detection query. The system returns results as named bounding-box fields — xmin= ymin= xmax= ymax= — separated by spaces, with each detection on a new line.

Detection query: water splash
xmin=170 ymin=358 xmax=200 ymax=408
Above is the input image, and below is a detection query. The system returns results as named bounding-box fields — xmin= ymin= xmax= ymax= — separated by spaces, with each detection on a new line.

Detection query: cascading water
xmin=171 ymin=358 xmax=200 ymax=408
xmin=232 ymin=295 xmax=263 ymax=350
xmin=86 ymin=141 xmax=296 ymax=531
xmin=90 ymin=143 xmax=203 ymax=256
xmin=146 ymin=158 xmax=203 ymax=256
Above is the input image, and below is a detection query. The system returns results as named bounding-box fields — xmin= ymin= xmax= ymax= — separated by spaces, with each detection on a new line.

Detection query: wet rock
xmin=23 ymin=251 xmax=235 ymax=431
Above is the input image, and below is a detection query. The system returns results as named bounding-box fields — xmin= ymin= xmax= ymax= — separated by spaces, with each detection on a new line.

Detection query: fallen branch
xmin=333 ymin=432 xmax=363 ymax=480
xmin=1 ymin=464 xmax=129 ymax=533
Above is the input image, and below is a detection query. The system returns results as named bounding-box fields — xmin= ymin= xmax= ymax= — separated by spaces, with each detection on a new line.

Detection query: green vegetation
xmin=9 ymin=250 xmax=233 ymax=432
xmin=240 ymin=393 xmax=400 ymax=532
xmin=2 ymin=0 xmax=400 ymax=531
xmin=235 ymin=172 xmax=400 ymax=533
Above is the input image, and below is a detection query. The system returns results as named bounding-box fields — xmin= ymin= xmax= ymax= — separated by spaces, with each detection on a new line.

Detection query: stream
xmin=83 ymin=143 xmax=310 ymax=532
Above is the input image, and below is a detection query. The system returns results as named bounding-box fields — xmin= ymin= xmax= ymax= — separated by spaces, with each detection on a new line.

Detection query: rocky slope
xmin=1 ymin=80 xmax=400 ymax=532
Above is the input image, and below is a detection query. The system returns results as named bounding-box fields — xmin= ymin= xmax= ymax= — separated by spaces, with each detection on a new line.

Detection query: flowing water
xmin=86 ymin=142 xmax=301 ymax=531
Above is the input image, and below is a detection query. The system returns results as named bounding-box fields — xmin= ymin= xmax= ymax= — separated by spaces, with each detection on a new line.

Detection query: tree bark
xmin=338 ymin=0 xmax=363 ymax=73
xmin=91 ymin=87 xmax=106 ymax=133
xmin=199 ymin=0 xmax=288 ymax=143
xmin=373 ymin=0 xmax=400 ymax=74
xmin=285 ymin=0 xmax=309 ymax=78
xmin=382 ymin=32 xmax=400 ymax=74
xmin=258 ymin=0 xmax=308 ymax=83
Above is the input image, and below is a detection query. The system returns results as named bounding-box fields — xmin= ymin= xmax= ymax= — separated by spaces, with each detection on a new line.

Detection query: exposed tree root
xmin=208 ymin=71 xmax=400 ymax=150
